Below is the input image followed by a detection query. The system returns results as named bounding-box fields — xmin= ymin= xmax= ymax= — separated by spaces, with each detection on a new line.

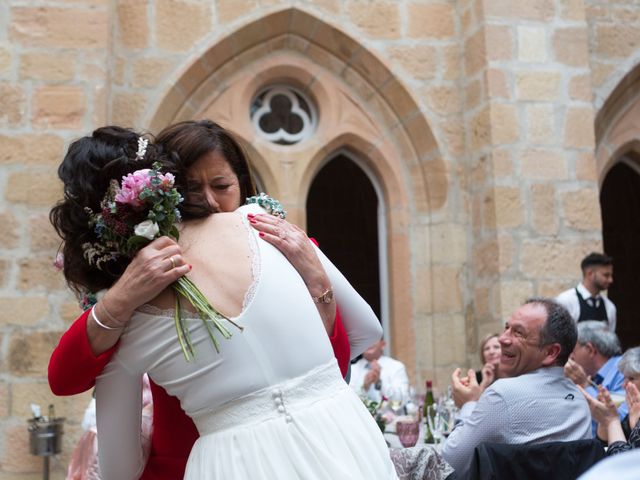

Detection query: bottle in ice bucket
xmin=423 ymin=380 xmax=435 ymax=443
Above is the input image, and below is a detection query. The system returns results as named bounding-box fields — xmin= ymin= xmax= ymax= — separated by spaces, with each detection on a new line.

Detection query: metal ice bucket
xmin=27 ymin=417 xmax=65 ymax=456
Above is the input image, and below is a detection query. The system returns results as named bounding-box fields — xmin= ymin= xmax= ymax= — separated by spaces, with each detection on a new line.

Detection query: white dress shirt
xmin=442 ymin=367 xmax=591 ymax=479
xmin=349 ymin=355 xmax=409 ymax=404
xmin=556 ymin=282 xmax=616 ymax=332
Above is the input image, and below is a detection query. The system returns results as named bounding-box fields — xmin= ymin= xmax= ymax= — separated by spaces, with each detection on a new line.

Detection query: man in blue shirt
xmin=565 ymin=320 xmax=625 ymax=433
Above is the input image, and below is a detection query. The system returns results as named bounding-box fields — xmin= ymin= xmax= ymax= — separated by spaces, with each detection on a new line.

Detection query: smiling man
xmin=442 ymin=298 xmax=592 ymax=478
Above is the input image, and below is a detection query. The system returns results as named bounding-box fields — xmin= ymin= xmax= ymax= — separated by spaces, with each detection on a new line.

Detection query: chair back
xmin=467 ymin=439 xmax=605 ymax=480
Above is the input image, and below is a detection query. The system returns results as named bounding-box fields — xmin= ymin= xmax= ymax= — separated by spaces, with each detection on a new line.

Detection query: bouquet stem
xmin=171 ymin=276 xmax=244 ymax=362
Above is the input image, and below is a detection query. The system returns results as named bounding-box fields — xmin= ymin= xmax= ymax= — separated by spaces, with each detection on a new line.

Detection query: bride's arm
xmin=95 ymin=360 xmax=146 ymax=480
xmin=312 ymin=244 xmax=382 ymax=359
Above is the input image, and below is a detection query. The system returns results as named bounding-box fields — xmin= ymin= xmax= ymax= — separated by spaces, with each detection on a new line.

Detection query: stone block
xmin=496 ymin=280 xmax=535 ymax=320
xmin=415 ymin=265 xmax=463 ymax=313
xmin=407 ymin=3 xmax=455 ymax=39
xmin=0 ymin=382 xmax=7 ymax=418
xmin=516 ymin=71 xmax=561 ymax=101
xmin=518 ymin=26 xmax=548 ymax=62
xmin=217 ymin=0 xmax=258 ymax=24
xmin=12 ymin=383 xmax=91 ymax=420
xmin=131 ymin=58 xmax=173 ymax=88
xmin=433 ymin=314 xmax=466 ymax=365
xmin=473 ymin=238 xmax=500 ymax=277
xmin=33 ymin=86 xmax=85 ymax=129
xmin=490 ymin=103 xmax=519 ymax=144
xmin=569 ymin=74 xmax=592 ymax=102
xmin=0 ymin=83 xmax=26 ymax=127
xmin=492 ymin=149 xmax=514 ymax=178
xmin=6 ymin=171 xmax=62 ymax=207
xmin=575 ymin=151 xmax=598 ymax=181
xmin=540 ymin=280 xmax=573 ymax=298
xmin=0 ymin=297 xmax=49 ymax=327
xmin=388 ymin=45 xmax=438 ymax=81
xmin=465 ymin=78 xmax=483 ymax=110
xmin=493 ymin=186 xmax=524 ymax=228
xmin=440 ymin=118 xmax=466 ymax=157
xmin=531 ymin=183 xmax=559 ymax=235
xmin=525 ymin=104 xmax=556 ymax=145
xmin=60 ymin=300 xmax=83 ymax=325
xmin=8 ymin=331 xmax=61 ymax=377
xmin=111 ymin=92 xmax=147 ymax=128
xmin=156 ymin=0 xmax=212 ymax=52
xmin=562 ymin=188 xmax=601 ymax=231
xmin=0 ymin=422 xmax=41 ymax=473
xmin=19 ymin=53 xmax=75 ymax=81
xmin=521 ymin=148 xmax=567 ymax=179
xmin=485 ymin=25 xmax=514 ymax=61
xmin=470 ymin=106 xmax=491 ymax=150
xmin=595 ymin=25 xmax=640 ymax=58
xmin=29 ymin=213 xmax=61 ymax=252
xmin=0 ymin=46 xmax=10 ymax=74
xmin=521 ymin=240 xmax=601 ymax=279
xmin=117 ymin=0 xmax=149 ymax=49
xmin=0 ymin=211 xmax=20 ymax=248
xmin=348 ymin=1 xmax=400 ymax=39
xmin=564 ymin=107 xmax=595 ymax=149
xmin=464 ymin=29 xmax=486 ymax=76
xmin=484 ymin=0 xmax=555 ymax=21
xmin=425 ymin=85 xmax=462 ymax=116
xmin=0 ymin=259 xmax=9 ymax=288
xmin=442 ymin=44 xmax=461 ymax=80
xmin=0 ymin=134 xmax=64 ymax=166
xmin=590 ymin=61 xmax=616 ymax=89
xmin=559 ymin=0 xmax=586 ymax=21
xmin=18 ymin=255 xmax=66 ymax=291
xmin=474 ymin=285 xmax=491 ymax=319
xmin=431 ymin=223 xmax=468 ymax=265
xmin=553 ymin=27 xmax=589 ymax=67
xmin=487 ymin=69 xmax=509 ymax=99
xmin=10 ymin=7 xmax=108 ymax=49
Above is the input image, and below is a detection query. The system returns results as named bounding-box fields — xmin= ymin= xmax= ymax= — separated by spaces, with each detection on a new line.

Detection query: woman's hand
xmin=578 ymin=385 xmax=627 ymax=445
xmin=247 ymin=213 xmax=336 ymax=334
xmin=479 ymin=363 xmax=496 ymax=391
xmin=87 ymin=237 xmax=190 ymax=354
xmin=626 ymin=382 xmax=640 ymax=429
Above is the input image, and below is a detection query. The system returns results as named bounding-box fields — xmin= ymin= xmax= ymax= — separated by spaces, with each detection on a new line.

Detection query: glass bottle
xmin=423 ymin=380 xmax=435 ymax=443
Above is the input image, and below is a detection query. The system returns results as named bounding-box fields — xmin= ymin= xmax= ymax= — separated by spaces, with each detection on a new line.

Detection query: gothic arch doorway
xmin=306 ymin=153 xmax=386 ymax=328
xmin=601 ymin=158 xmax=640 ymax=349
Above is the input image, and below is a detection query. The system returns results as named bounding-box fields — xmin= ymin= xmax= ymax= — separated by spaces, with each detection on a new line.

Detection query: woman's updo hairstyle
xmin=50 ymin=126 xmax=172 ymax=294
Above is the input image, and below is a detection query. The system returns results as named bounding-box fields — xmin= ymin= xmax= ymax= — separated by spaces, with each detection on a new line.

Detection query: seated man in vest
xmin=556 ymin=252 xmax=616 ymax=332
xmin=442 ymin=298 xmax=591 ymax=478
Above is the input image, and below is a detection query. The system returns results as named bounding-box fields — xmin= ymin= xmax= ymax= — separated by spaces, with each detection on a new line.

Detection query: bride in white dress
xmin=95 ymin=202 xmax=398 ymax=479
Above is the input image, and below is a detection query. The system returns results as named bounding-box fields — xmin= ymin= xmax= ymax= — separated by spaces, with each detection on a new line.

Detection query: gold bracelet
xmin=91 ymin=306 xmax=123 ymax=331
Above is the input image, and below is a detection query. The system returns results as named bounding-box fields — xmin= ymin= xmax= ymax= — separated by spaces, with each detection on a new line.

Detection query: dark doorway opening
xmin=601 ymin=158 xmax=640 ymax=349
xmin=306 ymin=154 xmax=381 ymax=319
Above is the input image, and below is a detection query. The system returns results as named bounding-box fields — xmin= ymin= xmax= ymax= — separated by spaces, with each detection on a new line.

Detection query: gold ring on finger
xmin=169 ymin=256 xmax=176 ymax=269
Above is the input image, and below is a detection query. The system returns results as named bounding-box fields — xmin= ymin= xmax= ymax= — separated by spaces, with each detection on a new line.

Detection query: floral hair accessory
xmin=245 ymin=193 xmax=286 ymax=219
xmin=135 ymin=136 xmax=149 ymax=162
xmin=53 ymin=252 xmax=64 ymax=271
xmin=82 ymin=162 xmax=242 ymax=361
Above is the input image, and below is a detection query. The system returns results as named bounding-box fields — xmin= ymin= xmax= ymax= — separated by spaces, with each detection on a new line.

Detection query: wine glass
xmin=396 ymin=418 xmax=420 ymax=448
xmin=427 ymin=404 xmax=445 ymax=444
xmin=388 ymin=387 xmax=405 ymax=415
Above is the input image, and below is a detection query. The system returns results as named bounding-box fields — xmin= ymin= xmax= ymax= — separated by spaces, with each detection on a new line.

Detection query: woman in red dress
xmin=49 ymin=121 xmax=351 ymax=479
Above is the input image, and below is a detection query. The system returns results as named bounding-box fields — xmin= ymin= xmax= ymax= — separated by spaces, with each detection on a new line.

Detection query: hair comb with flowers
xmin=135 ymin=137 xmax=149 ymax=161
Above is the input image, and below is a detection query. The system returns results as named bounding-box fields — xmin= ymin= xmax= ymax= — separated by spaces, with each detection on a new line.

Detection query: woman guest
xmin=48 ymin=121 xmax=351 ymax=479
xmin=579 ymin=346 xmax=640 ymax=455
xmin=475 ymin=333 xmax=501 ymax=390
xmin=52 ymin=126 xmax=395 ymax=479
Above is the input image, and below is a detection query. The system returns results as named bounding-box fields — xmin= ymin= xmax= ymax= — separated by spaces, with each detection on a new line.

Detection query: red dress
xmin=49 ymin=309 xmax=350 ymax=479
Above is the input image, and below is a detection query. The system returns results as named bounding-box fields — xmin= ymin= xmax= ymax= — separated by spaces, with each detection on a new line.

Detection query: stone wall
xmin=0 ymin=0 xmax=639 ymax=477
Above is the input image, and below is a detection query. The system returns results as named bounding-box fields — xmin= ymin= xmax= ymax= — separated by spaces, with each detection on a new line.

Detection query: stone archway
xmin=146 ymin=7 xmax=449 ymax=379
xmin=596 ymin=64 xmax=640 ymax=344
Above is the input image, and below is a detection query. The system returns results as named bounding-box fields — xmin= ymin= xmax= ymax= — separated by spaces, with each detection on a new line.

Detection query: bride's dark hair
xmin=50 ymin=126 xmax=170 ymax=294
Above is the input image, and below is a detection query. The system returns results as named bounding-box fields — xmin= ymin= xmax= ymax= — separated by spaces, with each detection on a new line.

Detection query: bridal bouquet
xmin=82 ymin=162 xmax=242 ymax=361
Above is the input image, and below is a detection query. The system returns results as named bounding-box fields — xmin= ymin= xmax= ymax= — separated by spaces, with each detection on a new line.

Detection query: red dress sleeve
xmin=329 ymin=307 xmax=350 ymax=377
xmin=48 ymin=309 xmax=118 ymax=395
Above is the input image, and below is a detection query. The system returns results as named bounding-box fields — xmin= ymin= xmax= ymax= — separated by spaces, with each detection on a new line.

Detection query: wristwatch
xmin=313 ymin=287 xmax=334 ymax=304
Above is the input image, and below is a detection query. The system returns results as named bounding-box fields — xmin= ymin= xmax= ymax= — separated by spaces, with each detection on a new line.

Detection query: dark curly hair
xmin=50 ymin=126 xmax=171 ymax=294
xmin=155 ymin=120 xmax=257 ymax=218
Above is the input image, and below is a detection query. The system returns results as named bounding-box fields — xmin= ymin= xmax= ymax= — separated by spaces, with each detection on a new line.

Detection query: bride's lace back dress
xmin=95 ymin=204 xmax=397 ymax=480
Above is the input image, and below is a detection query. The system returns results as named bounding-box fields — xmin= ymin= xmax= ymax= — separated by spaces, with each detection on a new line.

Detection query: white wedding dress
xmin=95 ymin=204 xmax=397 ymax=479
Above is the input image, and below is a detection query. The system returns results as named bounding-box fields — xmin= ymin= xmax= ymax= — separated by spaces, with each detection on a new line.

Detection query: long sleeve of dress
xmin=48 ymin=309 xmax=118 ymax=395
xmin=313 ymin=245 xmax=382 ymax=359
xmin=96 ymin=359 xmax=146 ymax=480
